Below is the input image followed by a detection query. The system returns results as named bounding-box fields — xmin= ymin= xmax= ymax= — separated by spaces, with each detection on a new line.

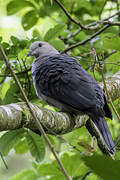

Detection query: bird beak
xmin=27 ymin=51 xmax=32 ymax=57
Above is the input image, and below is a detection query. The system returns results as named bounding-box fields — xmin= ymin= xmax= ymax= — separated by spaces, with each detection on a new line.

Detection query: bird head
xmin=27 ymin=41 xmax=59 ymax=58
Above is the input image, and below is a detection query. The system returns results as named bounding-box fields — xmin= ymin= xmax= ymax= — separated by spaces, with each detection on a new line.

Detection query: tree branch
xmin=0 ymin=71 xmax=119 ymax=154
xmin=62 ymin=24 xmax=110 ymax=53
xmin=54 ymin=0 xmax=120 ymax=31
xmin=86 ymin=10 xmax=120 ymax=28
xmin=99 ymin=0 xmax=107 ymax=20
xmin=0 ymin=68 xmax=31 ymax=77
xmin=62 ymin=20 xmax=120 ymax=53
xmin=54 ymin=0 xmax=87 ymax=30
xmin=0 ymin=103 xmax=87 ymax=133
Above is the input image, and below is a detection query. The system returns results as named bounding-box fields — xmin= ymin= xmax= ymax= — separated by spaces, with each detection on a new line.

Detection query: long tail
xmin=86 ymin=117 xmax=115 ymax=155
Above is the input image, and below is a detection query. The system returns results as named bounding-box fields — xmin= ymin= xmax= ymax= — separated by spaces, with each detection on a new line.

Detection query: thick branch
xmin=0 ymin=71 xmax=119 ymax=155
xmin=0 ymin=103 xmax=88 ymax=133
xmin=0 ymin=72 xmax=119 ymax=133
xmin=100 ymin=71 xmax=120 ymax=102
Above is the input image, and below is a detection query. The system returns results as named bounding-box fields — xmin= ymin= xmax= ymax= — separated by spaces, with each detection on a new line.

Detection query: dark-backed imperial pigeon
xmin=28 ymin=41 xmax=115 ymax=155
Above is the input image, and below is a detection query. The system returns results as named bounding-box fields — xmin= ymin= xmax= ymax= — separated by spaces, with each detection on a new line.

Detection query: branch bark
xmin=0 ymin=71 xmax=120 ymax=154
xmin=62 ymin=25 xmax=110 ymax=53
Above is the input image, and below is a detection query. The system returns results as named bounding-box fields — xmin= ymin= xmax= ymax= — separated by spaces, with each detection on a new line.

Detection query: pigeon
xmin=28 ymin=41 xmax=115 ymax=154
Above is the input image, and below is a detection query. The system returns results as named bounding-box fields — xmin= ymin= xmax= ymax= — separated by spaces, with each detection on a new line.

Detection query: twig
xmin=21 ymin=59 xmax=31 ymax=95
xmin=0 ymin=152 xmax=8 ymax=169
xmin=92 ymin=48 xmax=120 ymax=122
xmin=0 ymin=45 xmax=71 ymax=180
xmin=86 ymin=10 xmax=120 ymax=28
xmin=0 ymin=68 xmax=31 ymax=77
xmin=104 ymin=50 xmax=117 ymax=59
xmin=67 ymin=28 xmax=81 ymax=39
xmin=99 ymin=0 xmax=107 ymax=20
xmin=54 ymin=0 xmax=100 ymax=30
xmin=54 ymin=0 xmax=87 ymax=30
xmin=17 ymin=56 xmax=23 ymax=72
xmin=54 ymin=0 xmax=120 ymax=30
xmin=81 ymin=171 xmax=91 ymax=180
xmin=102 ymin=21 xmax=120 ymax=26
xmin=66 ymin=2 xmax=75 ymax=30
xmin=103 ymin=62 xmax=120 ymax=66
xmin=59 ymin=28 xmax=82 ymax=44
xmin=62 ymin=24 xmax=110 ymax=53
xmin=103 ymin=10 xmax=120 ymax=21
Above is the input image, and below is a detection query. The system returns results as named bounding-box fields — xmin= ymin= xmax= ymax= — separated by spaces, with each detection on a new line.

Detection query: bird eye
xmin=39 ymin=43 xmax=42 ymax=47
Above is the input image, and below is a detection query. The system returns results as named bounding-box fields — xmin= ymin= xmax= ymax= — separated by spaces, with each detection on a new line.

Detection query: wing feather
xmin=33 ymin=54 xmax=105 ymax=114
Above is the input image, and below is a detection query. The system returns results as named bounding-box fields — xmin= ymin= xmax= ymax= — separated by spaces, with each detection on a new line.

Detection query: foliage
xmin=83 ymin=154 xmax=120 ymax=180
xmin=25 ymin=130 xmax=45 ymax=162
xmin=0 ymin=129 xmax=45 ymax=162
xmin=10 ymin=169 xmax=38 ymax=180
xmin=0 ymin=0 xmax=120 ymax=179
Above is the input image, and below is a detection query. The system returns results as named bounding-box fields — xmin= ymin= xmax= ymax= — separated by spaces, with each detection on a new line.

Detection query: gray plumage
xmin=28 ymin=41 xmax=115 ymax=154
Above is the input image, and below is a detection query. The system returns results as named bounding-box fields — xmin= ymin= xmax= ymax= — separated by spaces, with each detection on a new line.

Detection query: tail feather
xmin=86 ymin=117 xmax=115 ymax=154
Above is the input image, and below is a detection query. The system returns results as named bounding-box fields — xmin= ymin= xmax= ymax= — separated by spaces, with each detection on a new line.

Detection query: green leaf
xmin=0 ymin=36 xmax=2 ymax=42
xmin=44 ymin=24 xmax=66 ymax=42
xmin=106 ymin=51 xmax=120 ymax=62
xmin=0 ymin=80 xmax=11 ymax=101
xmin=32 ymin=29 xmax=43 ymax=40
xmin=0 ymin=129 xmax=26 ymax=156
xmin=32 ymin=161 xmax=38 ymax=170
xmin=50 ymin=39 xmax=65 ymax=50
xmin=37 ymin=153 xmax=88 ymax=178
xmin=61 ymin=153 xmax=88 ymax=178
xmin=75 ymin=0 xmax=91 ymax=10
xmin=7 ymin=0 xmax=35 ymax=15
xmin=18 ymin=49 xmax=29 ymax=60
xmin=63 ymin=127 xmax=90 ymax=152
xmin=1 ymin=82 xmax=20 ymax=104
xmin=10 ymin=169 xmax=37 ymax=180
xmin=14 ymin=139 xmax=28 ymax=154
xmin=22 ymin=10 xmax=39 ymax=30
xmin=75 ymin=31 xmax=88 ymax=41
xmin=48 ymin=176 xmax=65 ymax=180
xmin=83 ymin=154 xmax=120 ymax=180
xmin=105 ymin=51 xmax=120 ymax=74
xmin=37 ymin=160 xmax=63 ymax=177
xmin=47 ymin=135 xmax=55 ymax=145
xmin=10 ymin=36 xmax=20 ymax=45
xmin=103 ymin=36 xmax=120 ymax=51
xmin=25 ymin=130 xmax=45 ymax=162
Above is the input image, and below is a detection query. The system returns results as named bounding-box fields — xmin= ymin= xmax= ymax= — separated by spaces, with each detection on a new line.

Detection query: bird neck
xmin=32 ymin=52 xmax=60 ymax=74
xmin=35 ymin=51 xmax=59 ymax=62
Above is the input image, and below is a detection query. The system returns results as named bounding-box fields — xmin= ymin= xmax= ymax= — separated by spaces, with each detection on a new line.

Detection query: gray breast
xmin=32 ymin=56 xmax=62 ymax=109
